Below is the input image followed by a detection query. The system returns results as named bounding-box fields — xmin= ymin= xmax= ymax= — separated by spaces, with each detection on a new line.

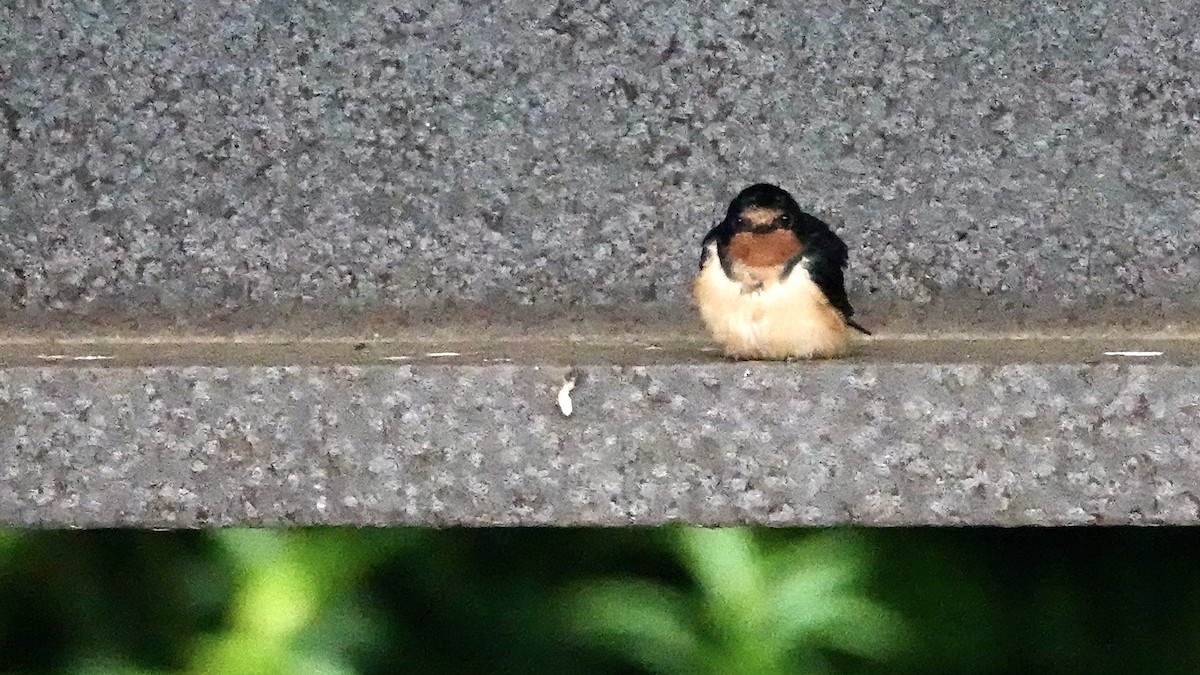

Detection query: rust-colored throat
xmin=728 ymin=228 xmax=803 ymax=267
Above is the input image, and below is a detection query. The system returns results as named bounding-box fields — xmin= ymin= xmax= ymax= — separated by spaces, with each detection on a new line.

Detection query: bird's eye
xmin=735 ymin=217 xmax=748 ymax=227
xmin=779 ymin=213 xmax=791 ymax=225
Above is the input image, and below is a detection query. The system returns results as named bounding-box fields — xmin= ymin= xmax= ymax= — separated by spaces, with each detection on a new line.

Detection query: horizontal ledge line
xmin=0 ymin=330 xmax=1198 ymax=347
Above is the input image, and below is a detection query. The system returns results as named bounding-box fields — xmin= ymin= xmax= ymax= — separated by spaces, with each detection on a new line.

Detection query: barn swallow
xmin=692 ymin=183 xmax=870 ymax=360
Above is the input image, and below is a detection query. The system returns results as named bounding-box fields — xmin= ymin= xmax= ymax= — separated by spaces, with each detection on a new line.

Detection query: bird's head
xmin=723 ymin=183 xmax=803 ymax=235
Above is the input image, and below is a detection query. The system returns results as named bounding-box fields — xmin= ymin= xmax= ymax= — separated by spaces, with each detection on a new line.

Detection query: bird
xmin=692 ymin=183 xmax=870 ymax=360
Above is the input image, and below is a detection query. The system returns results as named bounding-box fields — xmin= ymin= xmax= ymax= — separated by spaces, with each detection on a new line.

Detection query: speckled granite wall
xmin=2 ymin=361 xmax=1198 ymax=527
xmin=2 ymin=1 xmax=1198 ymax=331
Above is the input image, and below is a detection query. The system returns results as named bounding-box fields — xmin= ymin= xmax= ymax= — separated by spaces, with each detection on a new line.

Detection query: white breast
xmin=691 ymin=243 xmax=851 ymax=359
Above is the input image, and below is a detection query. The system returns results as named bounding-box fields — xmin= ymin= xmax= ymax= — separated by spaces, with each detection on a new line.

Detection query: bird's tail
xmin=847 ymin=319 xmax=872 ymax=336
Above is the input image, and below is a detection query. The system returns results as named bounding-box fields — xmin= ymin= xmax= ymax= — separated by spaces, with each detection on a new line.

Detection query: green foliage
xmin=187 ymin=529 xmax=422 ymax=675
xmin=569 ymin=528 xmax=902 ymax=675
xmin=4 ymin=527 xmax=1200 ymax=674
xmin=568 ymin=580 xmax=701 ymax=675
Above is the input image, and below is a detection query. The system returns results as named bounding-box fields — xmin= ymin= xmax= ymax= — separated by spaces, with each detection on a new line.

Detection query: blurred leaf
xmin=675 ymin=528 xmax=776 ymax=675
xmin=768 ymin=533 xmax=870 ymax=585
xmin=216 ymin=529 xmax=288 ymax=566
xmin=218 ymin=531 xmax=317 ymax=640
xmin=287 ymin=529 xmax=424 ymax=593
xmin=570 ymin=528 xmax=905 ymax=675
xmin=570 ymin=579 xmax=704 ymax=675
xmin=290 ymin=653 xmax=361 ymax=675
xmin=676 ymin=528 xmax=762 ymax=618
xmin=807 ymin=597 xmax=905 ymax=660
xmin=768 ymin=534 xmax=903 ymax=662
xmin=0 ymin=527 xmax=916 ymax=674
xmin=189 ymin=631 xmax=283 ymax=675
xmin=188 ymin=531 xmax=352 ymax=675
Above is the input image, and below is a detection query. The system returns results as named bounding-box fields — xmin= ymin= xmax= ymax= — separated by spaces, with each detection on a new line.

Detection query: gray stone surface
xmin=2 ymin=338 xmax=1198 ymax=527
xmin=2 ymin=1 xmax=1199 ymax=331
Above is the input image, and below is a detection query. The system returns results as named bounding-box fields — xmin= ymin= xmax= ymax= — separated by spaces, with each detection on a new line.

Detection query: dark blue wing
xmin=698 ymin=223 xmax=733 ymax=278
xmin=795 ymin=220 xmax=871 ymax=334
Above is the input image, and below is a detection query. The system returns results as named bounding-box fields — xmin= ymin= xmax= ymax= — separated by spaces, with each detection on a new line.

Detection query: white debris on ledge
xmin=557 ymin=370 xmax=579 ymax=417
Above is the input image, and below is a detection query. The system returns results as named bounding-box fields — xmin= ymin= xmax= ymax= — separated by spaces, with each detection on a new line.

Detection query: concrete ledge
xmin=1 ymin=335 xmax=1197 ymax=527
